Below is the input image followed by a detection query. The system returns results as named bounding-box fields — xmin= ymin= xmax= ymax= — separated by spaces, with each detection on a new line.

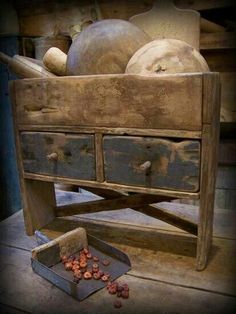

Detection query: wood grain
xmin=14 ymin=73 xmax=203 ymax=131
xmin=23 ymin=172 xmax=200 ymax=199
xmin=20 ymin=132 xmax=96 ymax=180
xmin=18 ymin=125 xmax=202 ymax=139
xmin=197 ymin=73 xmax=221 ymax=270
xmin=104 ymin=136 xmax=200 ymax=192
xmin=129 ymin=0 xmax=200 ymax=50
xmin=200 ymin=32 xmax=236 ymax=50
xmin=81 ymin=187 xmax=198 ymax=235
xmin=55 ymin=193 xmax=166 ymax=217
xmin=95 ymin=133 xmax=104 ymax=182
xmin=10 ymin=82 xmax=57 ymax=235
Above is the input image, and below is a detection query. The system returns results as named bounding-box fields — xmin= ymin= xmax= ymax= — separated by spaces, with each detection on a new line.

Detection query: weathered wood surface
xmin=220 ymin=72 xmax=236 ymax=122
xmin=0 ymin=203 xmax=236 ymax=312
xmin=95 ymin=133 xmax=104 ymax=182
xmin=104 ymin=136 xmax=200 ymax=192
xmin=13 ymin=73 xmax=203 ymax=131
xmin=1 ymin=246 xmax=235 ymax=314
xmin=21 ymin=132 xmax=96 ymax=180
xmin=55 ymin=194 xmax=170 ymax=217
xmin=197 ymin=73 xmax=221 ymax=270
xmin=32 ymin=228 xmax=87 ymax=266
xmin=202 ymin=49 xmax=236 ymax=72
xmin=23 ymin=172 xmax=200 ymax=199
xmin=18 ymin=125 xmax=203 ymax=139
xmin=83 ymin=187 xmax=198 ymax=235
xmin=129 ymin=0 xmax=200 ymax=50
xmin=200 ymin=32 xmax=236 ymax=50
xmin=10 ymin=83 xmax=57 ymax=236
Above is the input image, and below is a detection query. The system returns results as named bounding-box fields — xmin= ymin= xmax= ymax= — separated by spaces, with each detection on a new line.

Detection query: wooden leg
xmin=22 ymin=179 xmax=56 ymax=235
xmin=196 ymin=129 xmax=216 ymax=271
xmin=196 ymin=74 xmax=220 ymax=271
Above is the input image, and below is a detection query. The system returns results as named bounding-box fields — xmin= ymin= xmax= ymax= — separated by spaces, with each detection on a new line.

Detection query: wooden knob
xmin=46 ymin=152 xmax=58 ymax=161
xmin=139 ymin=161 xmax=151 ymax=171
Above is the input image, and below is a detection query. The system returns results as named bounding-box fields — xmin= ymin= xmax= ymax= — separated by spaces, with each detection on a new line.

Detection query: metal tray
xmin=32 ymin=233 xmax=131 ymax=301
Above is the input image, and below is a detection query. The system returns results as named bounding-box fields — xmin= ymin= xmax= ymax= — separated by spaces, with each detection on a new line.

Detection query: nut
xmin=64 ymin=262 xmax=73 ymax=271
xmin=93 ymin=256 xmax=99 ymax=262
xmin=121 ymin=290 xmax=129 ymax=299
xmin=83 ymin=248 xmax=89 ymax=254
xmin=113 ymin=300 xmax=122 ymax=308
xmin=93 ymin=272 xmax=101 ymax=280
xmin=61 ymin=255 xmax=68 ymax=264
xmin=86 ymin=253 xmax=92 ymax=259
xmin=79 ymin=261 xmax=87 ymax=268
xmin=83 ymin=271 xmax=92 ymax=280
xmin=101 ymin=275 xmax=109 ymax=282
xmin=102 ymin=259 xmax=110 ymax=266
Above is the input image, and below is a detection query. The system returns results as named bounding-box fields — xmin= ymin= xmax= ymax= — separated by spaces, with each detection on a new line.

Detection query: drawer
xmin=21 ymin=132 xmax=95 ymax=180
xmin=103 ymin=136 xmax=200 ymax=192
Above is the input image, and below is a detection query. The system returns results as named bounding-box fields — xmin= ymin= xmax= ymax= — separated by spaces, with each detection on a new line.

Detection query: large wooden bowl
xmin=66 ymin=19 xmax=150 ymax=75
xmin=126 ymin=39 xmax=209 ymax=74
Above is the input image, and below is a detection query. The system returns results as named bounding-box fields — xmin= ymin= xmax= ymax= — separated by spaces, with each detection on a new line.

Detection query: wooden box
xmin=10 ymin=72 xmax=221 ymax=270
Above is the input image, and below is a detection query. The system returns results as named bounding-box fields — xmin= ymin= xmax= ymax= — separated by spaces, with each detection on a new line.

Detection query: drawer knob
xmin=139 ymin=161 xmax=151 ymax=171
xmin=46 ymin=152 xmax=58 ymax=161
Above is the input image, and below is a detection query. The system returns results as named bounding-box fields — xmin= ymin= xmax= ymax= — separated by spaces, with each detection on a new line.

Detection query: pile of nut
xmin=61 ymin=247 xmax=129 ymax=308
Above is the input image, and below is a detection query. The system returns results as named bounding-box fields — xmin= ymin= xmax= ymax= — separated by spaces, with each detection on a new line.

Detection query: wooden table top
xmin=0 ymin=191 xmax=235 ymax=314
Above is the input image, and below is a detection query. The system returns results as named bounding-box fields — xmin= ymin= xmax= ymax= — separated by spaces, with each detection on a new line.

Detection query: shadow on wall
xmin=0 ymin=36 xmax=21 ymax=220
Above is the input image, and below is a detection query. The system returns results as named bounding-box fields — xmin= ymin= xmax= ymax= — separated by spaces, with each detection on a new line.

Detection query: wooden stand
xmin=10 ymin=72 xmax=220 ymax=271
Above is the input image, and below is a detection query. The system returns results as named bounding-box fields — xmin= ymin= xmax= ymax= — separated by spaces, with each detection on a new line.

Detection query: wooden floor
xmin=0 ymin=191 xmax=236 ymax=314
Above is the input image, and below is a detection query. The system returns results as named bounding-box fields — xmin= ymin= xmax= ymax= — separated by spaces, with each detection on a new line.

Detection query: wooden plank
xmin=95 ymin=133 xmax=104 ymax=182
xmin=82 ymin=187 xmax=197 ymax=235
xmin=220 ymin=72 xmax=236 ymax=122
xmin=18 ymin=125 xmax=203 ymax=139
xmin=200 ymin=32 xmax=236 ymax=50
xmin=104 ymin=136 xmax=200 ymax=192
xmin=55 ymin=194 xmax=169 ymax=217
xmin=129 ymin=0 xmax=200 ymax=50
xmin=23 ymin=172 xmax=200 ymax=199
xmin=175 ymin=0 xmax=235 ymax=10
xmin=197 ymin=73 xmax=221 ymax=270
xmin=10 ymin=82 xmax=57 ymax=235
xmin=20 ymin=132 xmax=96 ymax=180
xmin=15 ymin=0 xmax=102 ymax=37
xmin=202 ymin=72 xmax=221 ymax=124
xmin=202 ymin=49 xmax=236 ymax=72
xmin=14 ymin=73 xmax=203 ymax=131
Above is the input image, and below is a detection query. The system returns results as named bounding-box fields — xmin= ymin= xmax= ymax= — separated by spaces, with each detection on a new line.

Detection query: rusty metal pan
xmin=32 ymin=233 xmax=131 ymax=301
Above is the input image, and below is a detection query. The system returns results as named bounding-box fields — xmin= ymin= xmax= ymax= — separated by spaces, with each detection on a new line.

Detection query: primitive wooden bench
xmin=10 ymin=72 xmax=220 ymax=270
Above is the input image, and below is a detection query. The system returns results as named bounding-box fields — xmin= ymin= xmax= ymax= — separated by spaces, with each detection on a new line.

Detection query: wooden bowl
xmin=66 ymin=19 xmax=150 ymax=75
xmin=126 ymin=39 xmax=209 ymax=74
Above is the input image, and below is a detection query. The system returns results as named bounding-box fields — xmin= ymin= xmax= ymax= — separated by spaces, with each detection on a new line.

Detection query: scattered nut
xmin=121 ymin=290 xmax=129 ymax=299
xmin=79 ymin=261 xmax=87 ymax=268
xmin=92 ymin=263 xmax=99 ymax=269
xmin=84 ymin=271 xmax=92 ymax=280
xmin=93 ymin=272 xmax=101 ymax=280
xmin=102 ymin=259 xmax=110 ymax=266
xmin=117 ymin=291 xmax=122 ymax=297
xmin=108 ymin=286 xmax=117 ymax=295
xmin=64 ymin=262 xmax=73 ymax=271
xmin=93 ymin=256 xmax=99 ymax=262
xmin=113 ymin=300 xmax=122 ymax=308
xmin=72 ymin=264 xmax=80 ymax=272
xmin=86 ymin=253 xmax=92 ymax=259
xmin=61 ymin=255 xmax=68 ymax=264
xmin=122 ymin=284 xmax=129 ymax=291
xmin=101 ymin=275 xmax=109 ymax=282
xmin=83 ymin=248 xmax=89 ymax=254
